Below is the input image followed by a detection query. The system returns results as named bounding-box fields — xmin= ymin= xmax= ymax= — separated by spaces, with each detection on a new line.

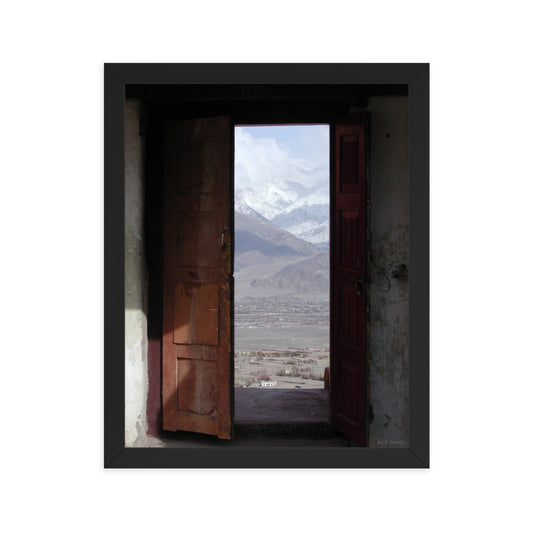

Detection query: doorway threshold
xmin=232 ymin=388 xmax=348 ymax=443
xmin=234 ymin=388 xmax=329 ymax=424
xmin=234 ymin=387 xmax=345 ymax=440
xmin=233 ymin=388 xmax=352 ymax=443
xmin=145 ymin=388 xmax=349 ymax=447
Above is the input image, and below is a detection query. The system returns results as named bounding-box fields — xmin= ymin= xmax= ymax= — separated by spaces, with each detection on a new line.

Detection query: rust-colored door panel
xmin=162 ymin=117 xmax=233 ymax=439
xmin=330 ymin=113 xmax=367 ymax=446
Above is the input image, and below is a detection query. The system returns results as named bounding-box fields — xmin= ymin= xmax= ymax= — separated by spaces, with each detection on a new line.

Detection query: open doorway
xmin=158 ymin=112 xmax=368 ymax=445
xmin=233 ymin=125 xmax=331 ymax=424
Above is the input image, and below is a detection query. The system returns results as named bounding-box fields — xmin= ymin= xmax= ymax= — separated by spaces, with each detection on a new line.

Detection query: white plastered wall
xmin=124 ymin=98 xmax=148 ymax=447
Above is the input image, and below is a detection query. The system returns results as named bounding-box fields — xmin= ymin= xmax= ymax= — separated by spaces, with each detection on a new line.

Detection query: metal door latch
xmin=350 ymin=278 xmax=365 ymax=296
xmin=220 ymin=226 xmax=227 ymax=250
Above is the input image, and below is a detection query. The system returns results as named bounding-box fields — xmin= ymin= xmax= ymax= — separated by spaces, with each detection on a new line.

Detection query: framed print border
xmin=104 ymin=63 xmax=429 ymax=468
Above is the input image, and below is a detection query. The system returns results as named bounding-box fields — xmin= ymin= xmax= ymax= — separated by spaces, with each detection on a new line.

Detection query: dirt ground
xmin=234 ymin=348 xmax=329 ymax=389
xmin=234 ymin=295 xmax=330 ymax=390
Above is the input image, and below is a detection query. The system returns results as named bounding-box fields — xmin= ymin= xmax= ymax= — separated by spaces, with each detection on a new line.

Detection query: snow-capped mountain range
xmin=235 ymin=182 xmax=329 ymax=249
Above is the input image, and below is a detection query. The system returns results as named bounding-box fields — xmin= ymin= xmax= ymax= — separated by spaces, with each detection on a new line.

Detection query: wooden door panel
xmin=340 ymin=133 xmax=361 ymax=193
xmin=177 ymin=130 xmax=224 ymax=193
xmin=338 ymin=209 xmax=362 ymax=271
xmin=334 ymin=360 xmax=365 ymax=437
xmin=339 ymin=284 xmax=359 ymax=343
xmin=176 ymin=211 xmax=220 ymax=268
xmin=177 ymin=359 xmax=217 ymax=415
xmin=162 ymin=116 xmax=233 ymax=439
xmin=330 ymin=113 xmax=367 ymax=446
xmin=173 ymin=282 xmax=219 ymax=346
xmin=340 ymin=365 xmax=359 ymax=420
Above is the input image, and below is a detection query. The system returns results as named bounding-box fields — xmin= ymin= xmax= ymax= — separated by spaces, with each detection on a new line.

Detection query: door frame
xmin=151 ymin=114 xmax=369 ymax=442
xmin=146 ymin=111 xmax=368 ymax=440
xmin=233 ymin=120 xmax=368 ymax=445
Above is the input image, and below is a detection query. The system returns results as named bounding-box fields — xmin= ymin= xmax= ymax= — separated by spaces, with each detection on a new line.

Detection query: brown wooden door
xmin=330 ymin=113 xmax=367 ymax=446
xmin=162 ymin=117 xmax=233 ymax=439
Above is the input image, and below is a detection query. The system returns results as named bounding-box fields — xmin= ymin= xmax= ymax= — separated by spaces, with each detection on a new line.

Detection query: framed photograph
xmin=105 ymin=63 xmax=429 ymax=468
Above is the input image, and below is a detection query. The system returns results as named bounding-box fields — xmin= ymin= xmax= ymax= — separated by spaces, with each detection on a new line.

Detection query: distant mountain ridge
xmin=235 ymin=231 xmax=308 ymax=257
xmin=234 ymin=212 xmax=328 ymax=299
xmin=251 ymin=252 xmax=329 ymax=294
xmin=234 ymin=212 xmax=319 ymax=259
xmin=271 ymin=204 xmax=329 ymax=250
xmin=235 ymin=185 xmax=329 ymax=248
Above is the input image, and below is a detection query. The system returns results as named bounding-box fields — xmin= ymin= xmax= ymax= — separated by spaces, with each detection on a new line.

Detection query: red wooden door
xmin=330 ymin=113 xmax=367 ymax=446
xmin=162 ymin=117 xmax=233 ymax=439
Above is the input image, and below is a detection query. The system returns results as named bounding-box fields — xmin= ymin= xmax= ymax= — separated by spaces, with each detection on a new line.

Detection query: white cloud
xmin=234 ymin=126 xmax=328 ymax=193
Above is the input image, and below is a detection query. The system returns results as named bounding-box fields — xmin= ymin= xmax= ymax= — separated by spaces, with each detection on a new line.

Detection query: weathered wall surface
xmin=367 ymin=96 xmax=409 ymax=447
xmin=124 ymin=98 xmax=148 ymax=447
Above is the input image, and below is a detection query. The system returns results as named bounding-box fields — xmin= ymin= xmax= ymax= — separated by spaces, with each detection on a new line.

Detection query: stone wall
xmin=367 ymin=96 xmax=409 ymax=447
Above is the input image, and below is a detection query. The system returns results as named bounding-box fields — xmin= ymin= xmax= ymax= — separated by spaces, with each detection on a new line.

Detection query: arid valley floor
xmin=234 ymin=296 xmax=329 ymax=389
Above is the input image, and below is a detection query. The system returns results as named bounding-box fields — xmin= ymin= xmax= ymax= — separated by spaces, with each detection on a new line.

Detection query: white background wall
xmin=1 ymin=3 xmax=532 ymax=533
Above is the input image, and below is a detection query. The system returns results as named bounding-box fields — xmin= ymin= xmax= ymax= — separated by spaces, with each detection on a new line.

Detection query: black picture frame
xmin=105 ymin=63 xmax=429 ymax=468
